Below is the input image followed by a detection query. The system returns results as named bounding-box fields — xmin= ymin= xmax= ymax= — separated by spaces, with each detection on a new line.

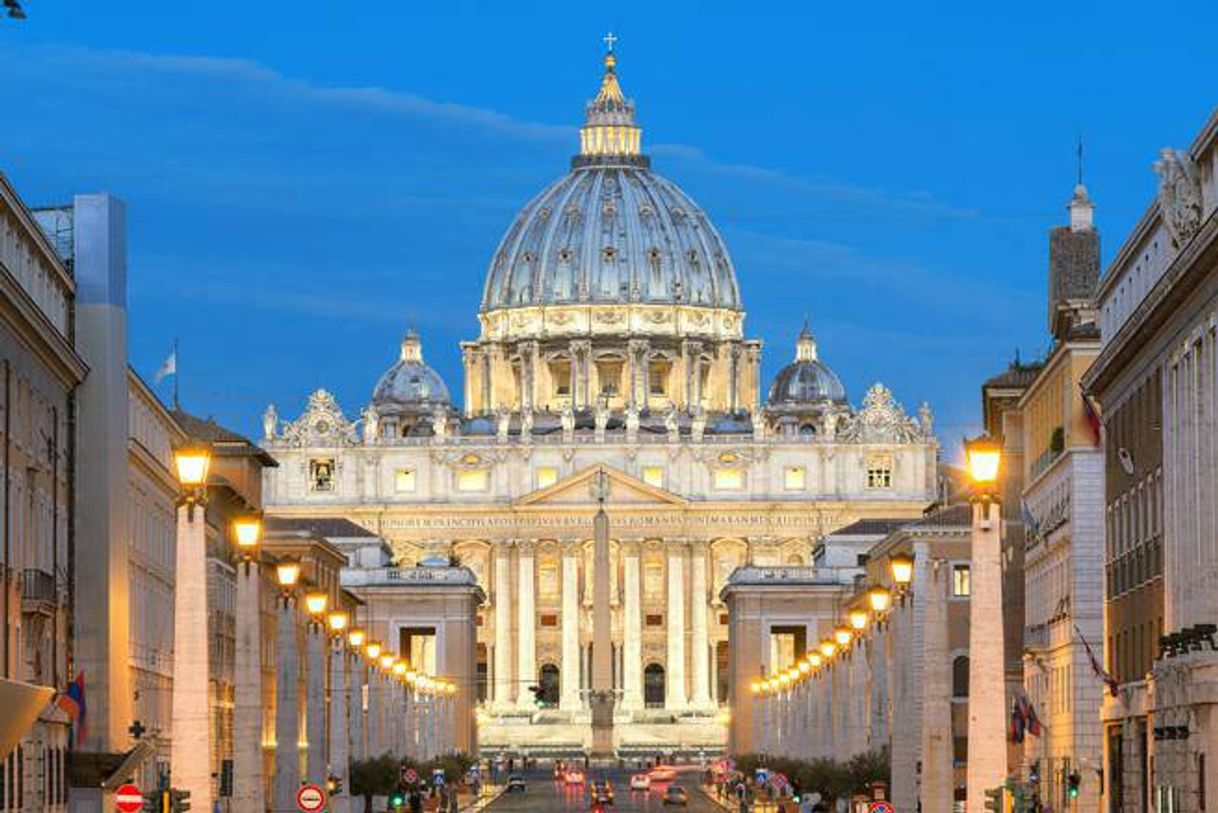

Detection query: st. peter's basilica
xmin=259 ymin=46 xmax=939 ymax=757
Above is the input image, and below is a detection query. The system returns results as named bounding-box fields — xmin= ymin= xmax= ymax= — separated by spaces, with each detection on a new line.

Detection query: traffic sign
xmin=114 ymin=784 xmax=143 ymax=813
xmin=402 ymin=768 xmax=419 ymax=785
xmin=867 ymin=802 xmax=894 ymax=813
xmin=296 ymin=784 xmax=327 ymax=812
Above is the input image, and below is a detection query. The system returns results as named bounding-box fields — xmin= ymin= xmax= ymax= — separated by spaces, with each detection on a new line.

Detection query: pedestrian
xmin=409 ymin=788 xmax=423 ymax=813
xmin=449 ymin=784 xmax=459 ymax=813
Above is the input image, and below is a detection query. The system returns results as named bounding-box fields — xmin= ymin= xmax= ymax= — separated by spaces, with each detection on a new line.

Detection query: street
xmin=485 ymin=770 xmax=724 ymax=813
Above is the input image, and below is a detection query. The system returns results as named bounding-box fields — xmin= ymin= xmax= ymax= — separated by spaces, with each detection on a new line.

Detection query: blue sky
xmin=1 ymin=1 xmax=1214 ymax=445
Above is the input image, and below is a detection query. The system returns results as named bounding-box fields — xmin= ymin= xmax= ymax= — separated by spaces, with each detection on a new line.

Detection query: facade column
xmin=273 ymin=594 xmax=301 ymax=812
xmin=689 ymin=542 xmax=711 ymax=707
xmin=967 ymin=501 xmax=1008 ymax=810
xmin=920 ymin=561 xmax=953 ymax=813
xmin=328 ymin=634 xmax=350 ymax=813
xmin=666 ymin=541 xmax=688 ymax=710
xmin=170 ymin=505 xmax=213 ymax=809
xmin=306 ymin=620 xmax=326 ymax=782
xmin=232 ymin=561 xmax=264 ymax=812
xmin=560 ymin=543 xmax=581 ymax=711
xmin=516 ymin=541 xmax=537 ymax=710
xmin=493 ymin=541 xmax=514 ymax=709
xmin=622 ymin=542 xmax=643 ymax=710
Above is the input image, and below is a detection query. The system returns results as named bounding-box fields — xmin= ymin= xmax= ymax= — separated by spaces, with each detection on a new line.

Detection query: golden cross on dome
xmin=603 ymin=31 xmax=617 ymax=52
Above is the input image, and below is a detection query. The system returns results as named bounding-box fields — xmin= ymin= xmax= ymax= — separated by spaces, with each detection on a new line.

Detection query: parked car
xmin=565 ymin=770 xmax=586 ymax=785
xmin=629 ymin=774 xmax=651 ymax=791
xmin=662 ymin=785 xmax=689 ymax=806
xmin=506 ymin=775 xmax=526 ymax=793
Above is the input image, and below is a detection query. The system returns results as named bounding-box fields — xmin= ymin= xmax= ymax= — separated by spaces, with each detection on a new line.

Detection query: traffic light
xmin=1067 ymin=772 xmax=1081 ymax=800
xmin=528 ymin=684 xmax=544 ymax=707
xmin=326 ymin=774 xmax=344 ymax=796
xmin=391 ymin=792 xmax=405 ymax=808
xmin=165 ymin=788 xmax=191 ymax=812
xmin=984 ymin=786 xmax=1004 ymax=813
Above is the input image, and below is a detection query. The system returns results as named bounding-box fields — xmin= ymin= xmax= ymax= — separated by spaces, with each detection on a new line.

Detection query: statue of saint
xmin=362 ymin=404 xmax=380 ymax=444
xmin=262 ymin=404 xmax=278 ymax=441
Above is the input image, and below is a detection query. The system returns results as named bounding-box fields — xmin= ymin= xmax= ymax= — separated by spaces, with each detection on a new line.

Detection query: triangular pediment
xmin=516 ymin=464 xmax=687 ymax=507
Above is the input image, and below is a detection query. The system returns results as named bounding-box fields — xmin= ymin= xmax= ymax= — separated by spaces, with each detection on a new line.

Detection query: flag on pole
xmin=154 ymin=347 xmax=177 ymax=384
xmin=1020 ymin=693 xmax=1042 ymax=737
xmin=1009 ymin=696 xmax=1025 ymax=743
xmin=1080 ymin=384 xmax=1102 ymax=446
xmin=56 ymin=670 xmax=87 ymax=747
xmin=1076 ymin=624 xmax=1120 ymax=697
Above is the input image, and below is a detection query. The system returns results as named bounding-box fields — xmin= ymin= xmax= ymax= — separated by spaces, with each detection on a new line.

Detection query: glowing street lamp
xmin=833 ymin=627 xmax=852 ymax=648
xmin=347 ymin=628 xmax=366 ymax=649
xmin=848 ymin=608 xmax=869 ymax=632
xmin=231 ymin=513 xmax=262 ymax=562
xmin=965 ymin=434 xmax=1004 ymax=498
xmin=327 ymin=611 xmax=349 ymax=634
xmin=890 ymin=553 xmax=914 ymax=588
xmin=868 ymin=585 xmax=892 ymax=614
xmin=818 ymin=639 xmax=836 ymax=659
xmin=365 ymin=641 xmax=382 ymax=662
xmin=173 ymin=442 xmax=212 ymax=489
xmin=304 ymin=590 xmax=329 ymax=619
xmin=275 ymin=560 xmax=301 ymax=595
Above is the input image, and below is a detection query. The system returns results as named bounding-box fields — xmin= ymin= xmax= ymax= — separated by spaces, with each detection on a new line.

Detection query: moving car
xmin=629 ymin=774 xmax=651 ymax=791
xmin=649 ymin=767 xmax=677 ymax=782
xmin=662 ymin=785 xmax=689 ymax=806
xmin=590 ymin=780 xmax=614 ymax=805
xmin=565 ymin=770 xmax=586 ymax=785
xmin=506 ymin=775 xmax=526 ymax=793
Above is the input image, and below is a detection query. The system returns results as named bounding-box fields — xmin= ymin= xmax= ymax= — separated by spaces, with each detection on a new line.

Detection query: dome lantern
xmin=576 ymin=36 xmax=646 ymax=168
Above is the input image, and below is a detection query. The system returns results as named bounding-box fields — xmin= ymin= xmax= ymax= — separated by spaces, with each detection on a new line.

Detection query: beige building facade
xmin=260 ymin=49 xmax=938 ymax=757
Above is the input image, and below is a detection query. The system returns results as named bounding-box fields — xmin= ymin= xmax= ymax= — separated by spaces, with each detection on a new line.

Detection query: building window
xmin=866 ymin=455 xmax=893 ymax=489
xmin=649 ymin=361 xmax=670 ymax=396
xmin=598 ymin=361 xmax=623 ymax=396
xmin=952 ymin=655 xmax=970 ymax=698
xmin=952 ymin=564 xmax=971 ymax=597
xmin=645 ymin=614 xmax=664 ymax=627
xmin=456 ymin=469 xmax=489 ymax=492
xmin=644 ymin=663 xmax=666 ymax=708
xmin=538 ymin=664 xmax=560 ymax=707
xmin=536 ymin=467 xmax=558 ymax=489
xmin=394 ymin=468 xmax=416 ymax=493
xmin=642 ymin=466 xmax=664 ymax=488
xmin=713 ymin=468 xmax=744 ymax=491
xmin=539 ymin=614 xmax=558 ymax=628
xmin=784 ymin=466 xmax=806 ymax=490
xmin=551 ymin=360 xmax=572 ymax=398
xmin=309 ymin=459 xmax=335 ymax=492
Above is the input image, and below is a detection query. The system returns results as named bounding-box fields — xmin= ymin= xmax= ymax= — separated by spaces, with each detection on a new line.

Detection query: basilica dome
xmin=768 ymin=326 xmax=846 ymax=406
xmin=480 ymin=51 xmax=741 ymax=314
xmin=372 ymin=330 xmax=450 ymax=414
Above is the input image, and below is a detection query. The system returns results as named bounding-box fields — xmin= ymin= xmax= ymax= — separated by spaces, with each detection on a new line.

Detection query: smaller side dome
xmin=767 ymin=324 xmax=847 ymax=406
xmin=372 ymin=330 xmax=451 ymax=415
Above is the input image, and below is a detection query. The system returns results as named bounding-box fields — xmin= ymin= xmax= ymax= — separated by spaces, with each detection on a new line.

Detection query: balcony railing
xmin=20 ymin=568 xmax=57 ymax=613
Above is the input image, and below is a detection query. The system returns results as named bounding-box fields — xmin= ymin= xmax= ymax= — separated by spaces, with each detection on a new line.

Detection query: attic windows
xmin=309 ymin=459 xmax=335 ymax=492
xmin=866 ymin=455 xmax=893 ymax=489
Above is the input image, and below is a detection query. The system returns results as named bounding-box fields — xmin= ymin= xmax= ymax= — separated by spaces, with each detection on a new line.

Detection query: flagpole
xmin=173 ymin=338 xmax=180 ymax=410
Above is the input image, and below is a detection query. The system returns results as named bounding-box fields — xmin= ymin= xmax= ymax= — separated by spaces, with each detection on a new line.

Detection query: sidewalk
xmin=700 ymin=784 xmax=789 ymax=813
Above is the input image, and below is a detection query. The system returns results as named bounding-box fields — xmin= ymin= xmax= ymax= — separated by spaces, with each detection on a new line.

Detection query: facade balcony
xmin=20 ymin=568 xmax=57 ymax=617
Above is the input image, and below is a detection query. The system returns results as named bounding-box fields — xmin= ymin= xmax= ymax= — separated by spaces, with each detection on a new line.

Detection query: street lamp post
xmin=231 ymin=513 xmax=265 ymax=812
xmin=364 ymin=641 xmax=382 ymax=756
xmin=304 ymin=590 xmax=329 ymax=784
xmin=346 ymin=629 xmax=366 ymax=762
xmin=327 ymin=610 xmax=350 ymax=813
xmin=273 ymin=559 xmax=302 ymax=812
xmin=964 ymin=435 xmax=1007 ymax=812
xmin=170 ymin=443 xmax=215 ymax=810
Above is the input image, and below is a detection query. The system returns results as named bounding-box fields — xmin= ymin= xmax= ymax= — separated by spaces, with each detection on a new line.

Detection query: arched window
xmin=952 ymin=655 xmax=970 ymax=699
xmin=538 ymin=663 xmax=560 ymax=708
xmin=644 ymin=663 xmax=666 ymax=708
xmin=799 ymin=424 xmax=816 ymax=436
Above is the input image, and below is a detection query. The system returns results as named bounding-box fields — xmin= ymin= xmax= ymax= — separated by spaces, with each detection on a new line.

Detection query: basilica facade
xmin=260 ymin=48 xmax=939 ymax=757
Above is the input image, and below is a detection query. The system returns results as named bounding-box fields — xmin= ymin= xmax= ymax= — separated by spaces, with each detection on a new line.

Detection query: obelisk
xmin=589 ymin=468 xmax=616 ymax=761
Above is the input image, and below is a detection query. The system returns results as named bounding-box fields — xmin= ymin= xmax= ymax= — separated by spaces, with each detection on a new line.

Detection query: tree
xmin=350 ymin=755 xmax=401 ymax=813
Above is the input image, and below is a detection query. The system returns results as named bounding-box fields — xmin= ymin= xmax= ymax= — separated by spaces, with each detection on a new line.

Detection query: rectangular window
xmin=536 ymin=467 xmax=559 ymax=489
xmin=539 ymin=614 xmax=559 ymax=628
xmin=642 ymin=466 xmax=664 ymax=488
xmin=551 ymin=360 xmax=572 ymax=397
xmin=645 ymin=614 xmax=664 ymax=627
xmin=952 ymin=564 xmax=971 ymax=597
xmin=456 ymin=470 xmax=489 ymax=492
xmin=598 ymin=361 xmax=623 ymax=396
xmin=784 ymin=466 xmax=806 ymax=490
xmin=394 ymin=468 xmax=416 ymax=493
xmin=649 ymin=361 xmax=669 ymax=396
xmin=713 ymin=468 xmax=744 ymax=491
xmin=866 ymin=455 xmax=893 ymax=489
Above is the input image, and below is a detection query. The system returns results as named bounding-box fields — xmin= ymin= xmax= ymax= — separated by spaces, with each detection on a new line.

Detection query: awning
xmin=0 ymin=678 xmax=55 ymax=759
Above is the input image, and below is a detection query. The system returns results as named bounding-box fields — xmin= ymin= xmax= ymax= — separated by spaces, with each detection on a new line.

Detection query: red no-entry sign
xmin=297 ymin=783 xmax=328 ymax=812
xmin=115 ymin=784 xmax=143 ymax=812
xmin=868 ymin=802 xmax=894 ymax=813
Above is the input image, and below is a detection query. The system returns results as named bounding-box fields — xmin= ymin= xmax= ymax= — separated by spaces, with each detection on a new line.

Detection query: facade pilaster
xmin=170 ymin=505 xmax=214 ymax=811
xmin=232 ymin=563 xmax=264 ymax=812
xmin=622 ymin=541 xmax=644 ymax=710
xmin=493 ymin=541 xmax=514 ymax=708
xmin=516 ymin=540 xmax=538 ymax=710
xmin=273 ymin=595 xmax=301 ymax=812
xmin=666 ymin=541 xmax=688 ymax=710
xmin=306 ymin=621 xmax=326 ymax=783
xmin=967 ymin=501 xmax=1008 ymax=811
xmin=560 ymin=542 xmax=582 ymax=711
xmin=689 ymin=541 xmax=712 ymax=707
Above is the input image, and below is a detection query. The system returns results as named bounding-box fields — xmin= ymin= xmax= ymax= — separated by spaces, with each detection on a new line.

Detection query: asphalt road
xmin=486 ymin=769 xmax=723 ymax=813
